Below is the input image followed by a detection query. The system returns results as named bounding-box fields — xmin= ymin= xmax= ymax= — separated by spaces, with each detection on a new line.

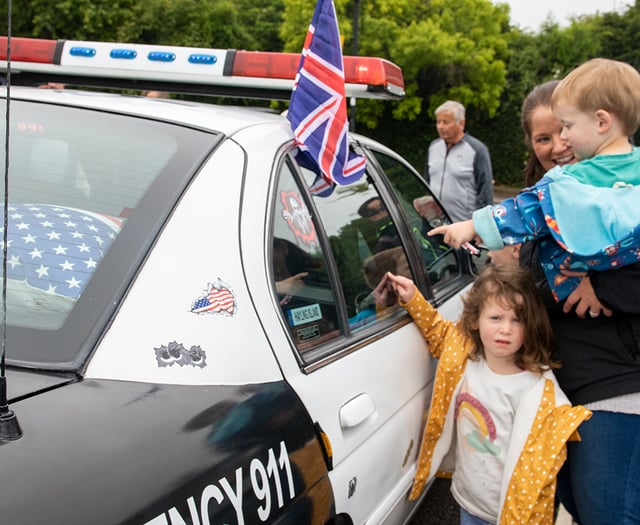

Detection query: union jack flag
xmin=287 ymin=0 xmax=366 ymax=187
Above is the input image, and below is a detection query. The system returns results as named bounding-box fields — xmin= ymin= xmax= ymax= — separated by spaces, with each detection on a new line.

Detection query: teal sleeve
xmin=472 ymin=205 xmax=504 ymax=250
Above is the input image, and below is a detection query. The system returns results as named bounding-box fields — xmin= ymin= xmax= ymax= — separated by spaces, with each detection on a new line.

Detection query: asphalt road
xmin=408 ymin=478 xmax=574 ymax=525
xmin=409 ymin=478 xmax=459 ymax=524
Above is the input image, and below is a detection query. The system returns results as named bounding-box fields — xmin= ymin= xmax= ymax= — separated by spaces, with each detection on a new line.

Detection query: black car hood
xmin=4 ymin=367 xmax=77 ymax=402
xmin=0 ymin=377 xmax=335 ymax=524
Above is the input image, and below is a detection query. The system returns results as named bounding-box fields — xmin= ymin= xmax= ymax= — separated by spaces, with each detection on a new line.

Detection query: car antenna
xmin=0 ymin=0 xmax=23 ymax=442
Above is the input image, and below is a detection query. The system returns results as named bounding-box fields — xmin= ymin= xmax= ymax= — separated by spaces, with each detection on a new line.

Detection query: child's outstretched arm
xmin=382 ymin=272 xmax=457 ymax=359
xmin=429 ymin=191 xmax=550 ymax=252
xmin=432 ymin=174 xmax=640 ymax=257
xmin=428 ymin=219 xmax=479 ymax=249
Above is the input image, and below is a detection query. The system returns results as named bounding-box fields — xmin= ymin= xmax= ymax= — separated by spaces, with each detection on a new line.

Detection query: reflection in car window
xmin=1 ymin=101 xmax=177 ymax=330
xmin=271 ymin=161 xmax=341 ymax=352
xmin=296 ymin=158 xmax=411 ymax=329
xmin=271 ymin=155 xmax=415 ymax=358
xmin=369 ymin=149 xmax=461 ymax=294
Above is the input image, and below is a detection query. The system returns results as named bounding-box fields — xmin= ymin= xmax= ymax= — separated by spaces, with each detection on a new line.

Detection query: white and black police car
xmin=0 ymin=36 xmax=484 ymax=524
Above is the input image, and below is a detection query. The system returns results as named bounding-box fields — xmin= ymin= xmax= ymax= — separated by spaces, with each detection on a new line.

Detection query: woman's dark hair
xmin=459 ymin=265 xmax=559 ymax=373
xmin=358 ymin=196 xmax=386 ymax=218
xmin=521 ymin=80 xmax=560 ymax=187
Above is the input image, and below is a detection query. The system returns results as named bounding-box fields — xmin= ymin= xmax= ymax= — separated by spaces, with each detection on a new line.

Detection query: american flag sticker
xmin=190 ymin=278 xmax=237 ymax=316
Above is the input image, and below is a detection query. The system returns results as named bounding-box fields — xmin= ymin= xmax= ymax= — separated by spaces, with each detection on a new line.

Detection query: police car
xmin=0 ymin=37 xmax=482 ymax=524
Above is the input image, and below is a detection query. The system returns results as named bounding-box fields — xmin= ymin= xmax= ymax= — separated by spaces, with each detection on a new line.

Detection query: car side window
xmin=368 ymin=150 xmax=462 ymax=294
xmin=295 ymin=159 xmax=411 ymax=330
xmin=270 ymin=155 xmax=414 ymax=357
xmin=271 ymin=161 xmax=342 ymax=353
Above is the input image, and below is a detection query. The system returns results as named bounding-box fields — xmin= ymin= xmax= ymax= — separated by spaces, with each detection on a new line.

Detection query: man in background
xmin=425 ymin=100 xmax=494 ymax=222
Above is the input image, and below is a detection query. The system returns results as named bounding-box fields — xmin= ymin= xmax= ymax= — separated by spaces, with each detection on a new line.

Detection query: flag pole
xmin=350 ymin=0 xmax=360 ymax=132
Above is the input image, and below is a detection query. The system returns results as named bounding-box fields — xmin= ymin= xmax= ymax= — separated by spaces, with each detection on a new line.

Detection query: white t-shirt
xmin=450 ymin=359 xmax=538 ymax=522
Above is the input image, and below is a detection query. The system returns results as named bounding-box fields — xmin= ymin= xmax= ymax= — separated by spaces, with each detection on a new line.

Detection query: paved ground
xmin=493 ymin=184 xmax=518 ymax=201
xmin=409 ymin=478 xmax=459 ymax=524
xmin=409 ymin=478 xmax=574 ymax=524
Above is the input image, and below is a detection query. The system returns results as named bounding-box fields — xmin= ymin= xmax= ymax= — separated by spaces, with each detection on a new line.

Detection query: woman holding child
xmin=440 ymin=63 xmax=640 ymax=524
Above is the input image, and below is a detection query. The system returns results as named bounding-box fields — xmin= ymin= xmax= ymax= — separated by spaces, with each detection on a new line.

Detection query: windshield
xmin=0 ymin=98 xmax=219 ymax=369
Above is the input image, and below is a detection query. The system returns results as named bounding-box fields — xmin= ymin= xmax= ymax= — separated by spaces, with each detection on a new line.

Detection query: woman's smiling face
xmin=530 ymin=105 xmax=576 ymax=171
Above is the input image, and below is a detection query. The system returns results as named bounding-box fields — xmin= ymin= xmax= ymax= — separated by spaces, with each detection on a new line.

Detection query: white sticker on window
xmin=287 ymin=303 xmax=322 ymax=326
xmin=296 ymin=324 xmax=320 ymax=342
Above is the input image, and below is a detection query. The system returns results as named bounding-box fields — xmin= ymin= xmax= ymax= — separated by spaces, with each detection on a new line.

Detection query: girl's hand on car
xmin=384 ymin=272 xmax=417 ymax=303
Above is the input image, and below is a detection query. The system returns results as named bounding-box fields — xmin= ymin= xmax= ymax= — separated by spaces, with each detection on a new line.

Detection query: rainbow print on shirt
xmin=455 ymin=391 xmax=501 ymax=456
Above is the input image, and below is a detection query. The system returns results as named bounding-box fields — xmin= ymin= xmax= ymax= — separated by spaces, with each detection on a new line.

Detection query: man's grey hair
xmin=435 ymin=100 xmax=465 ymax=122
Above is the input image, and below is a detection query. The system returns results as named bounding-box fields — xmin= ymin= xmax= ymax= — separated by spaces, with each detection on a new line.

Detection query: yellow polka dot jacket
xmin=401 ymin=290 xmax=591 ymax=525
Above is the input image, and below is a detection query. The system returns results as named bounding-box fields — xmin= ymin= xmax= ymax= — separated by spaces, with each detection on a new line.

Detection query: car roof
xmin=2 ymin=85 xmax=288 ymax=136
xmin=2 ymin=86 xmax=392 ymax=154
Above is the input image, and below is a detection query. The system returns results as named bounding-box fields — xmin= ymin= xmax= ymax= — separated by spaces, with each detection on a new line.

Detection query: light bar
xmin=0 ymin=36 xmax=405 ymax=100
xmin=232 ymin=51 xmax=405 ymax=98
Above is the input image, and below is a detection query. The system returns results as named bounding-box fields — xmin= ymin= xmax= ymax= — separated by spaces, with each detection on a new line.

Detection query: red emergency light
xmin=0 ymin=37 xmax=58 ymax=63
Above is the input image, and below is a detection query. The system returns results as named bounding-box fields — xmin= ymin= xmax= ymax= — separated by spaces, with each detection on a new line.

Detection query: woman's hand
xmin=275 ymin=272 xmax=308 ymax=296
xmin=563 ymin=275 xmax=613 ymax=318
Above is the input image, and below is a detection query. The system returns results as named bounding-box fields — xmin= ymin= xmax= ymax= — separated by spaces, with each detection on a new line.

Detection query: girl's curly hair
xmin=459 ymin=264 xmax=559 ymax=374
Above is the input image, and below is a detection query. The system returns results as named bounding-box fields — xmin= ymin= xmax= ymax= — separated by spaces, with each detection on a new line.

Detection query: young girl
xmin=375 ymin=265 xmax=591 ymax=525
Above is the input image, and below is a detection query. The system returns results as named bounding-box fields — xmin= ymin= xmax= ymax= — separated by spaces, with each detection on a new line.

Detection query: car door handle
xmin=339 ymin=393 xmax=376 ymax=429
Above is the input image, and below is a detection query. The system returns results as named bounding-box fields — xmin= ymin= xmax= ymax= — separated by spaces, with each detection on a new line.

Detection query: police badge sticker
xmin=155 ymin=341 xmax=207 ymax=368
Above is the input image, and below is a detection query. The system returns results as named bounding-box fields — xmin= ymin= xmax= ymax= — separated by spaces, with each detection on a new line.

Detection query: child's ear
xmin=595 ymin=109 xmax=613 ymax=133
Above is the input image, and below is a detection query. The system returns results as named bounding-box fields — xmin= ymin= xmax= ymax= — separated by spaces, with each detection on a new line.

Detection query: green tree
xmin=236 ymin=0 xmax=285 ymax=51
xmin=597 ymin=0 xmax=640 ymax=69
xmin=4 ymin=0 xmax=134 ymax=40
xmin=282 ymin=0 xmax=509 ymax=118
xmin=381 ymin=0 xmax=511 ymax=171
xmin=116 ymin=0 xmax=251 ymax=47
xmin=281 ymin=0 xmax=510 ymax=171
xmin=117 ymin=0 xmax=285 ymax=50
xmin=393 ymin=0 xmax=509 ymax=119
xmin=3 ymin=0 xmax=283 ymax=51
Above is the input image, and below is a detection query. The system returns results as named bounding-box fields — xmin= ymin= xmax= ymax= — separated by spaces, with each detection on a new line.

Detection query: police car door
xmin=245 ymin=143 xmax=466 ymax=524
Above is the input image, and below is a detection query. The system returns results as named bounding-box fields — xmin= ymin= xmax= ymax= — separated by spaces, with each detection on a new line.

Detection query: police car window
xmin=8 ymin=102 xmax=176 ymax=217
xmin=272 ymin=163 xmax=341 ymax=352
xmin=368 ymin=150 xmax=461 ymax=294
xmin=1 ymin=99 xmax=218 ymax=366
xmin=295 ymin=159 xmax=410 ymax=331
